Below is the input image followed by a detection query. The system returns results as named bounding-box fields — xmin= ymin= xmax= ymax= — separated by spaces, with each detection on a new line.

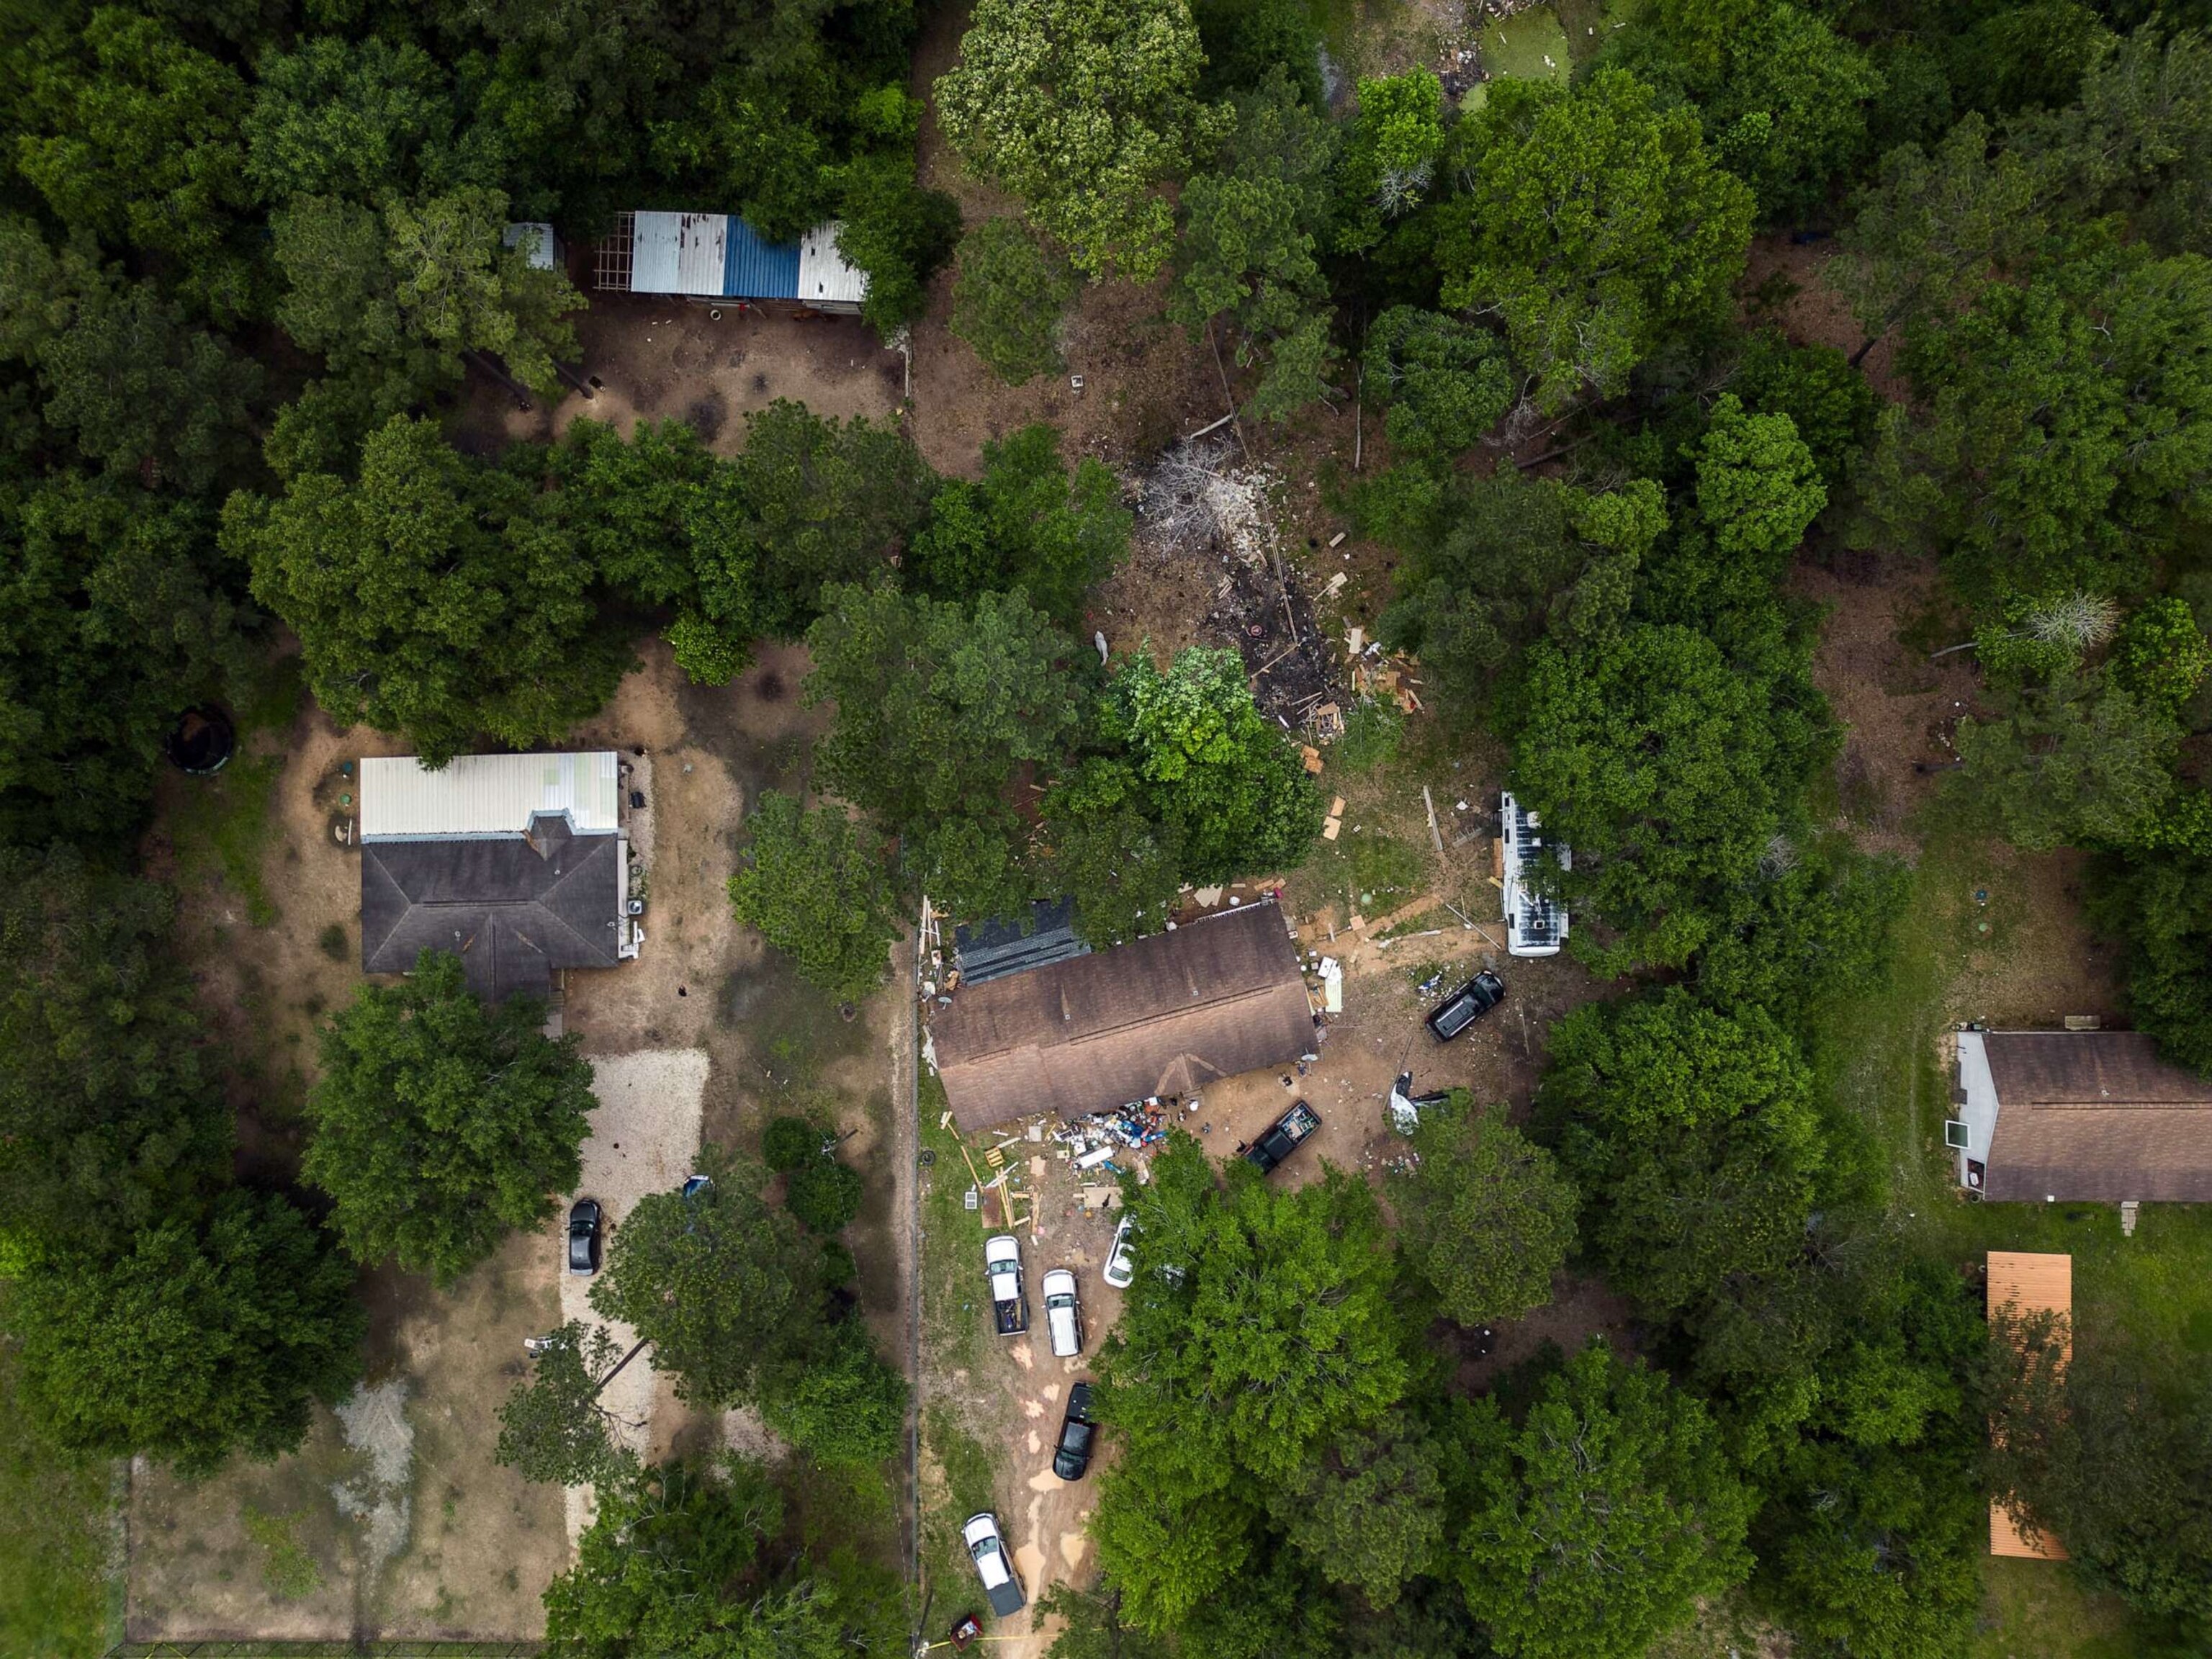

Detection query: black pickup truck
xmin=1244 ymin=1101 xmax=1321 ymax=1175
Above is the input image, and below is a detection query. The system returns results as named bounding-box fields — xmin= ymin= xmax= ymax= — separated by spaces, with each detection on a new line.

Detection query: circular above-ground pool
xmin=164 ymin=705 xmax=236 ymax=775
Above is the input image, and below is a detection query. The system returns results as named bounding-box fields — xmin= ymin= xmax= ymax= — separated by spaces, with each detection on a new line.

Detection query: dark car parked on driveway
xmin=1243 ymin=1101 xmax=1321 ymax=1175
xmin=567 ymin=1197 xmax=603 ymax=1275
xmin=1425 ymin=970 xmax=1506 ymax=1042
xmin=1054 ymin=1382 xmax=1099 ymax=1480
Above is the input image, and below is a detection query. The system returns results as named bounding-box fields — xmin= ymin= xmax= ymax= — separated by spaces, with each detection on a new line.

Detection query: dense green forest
xmin=5 ymin=0 xmax=2212 ymax=1653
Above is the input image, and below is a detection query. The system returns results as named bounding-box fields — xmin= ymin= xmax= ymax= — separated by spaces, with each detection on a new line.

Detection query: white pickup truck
xmin=984 ymin=1233 xmax=1028 ymax=1336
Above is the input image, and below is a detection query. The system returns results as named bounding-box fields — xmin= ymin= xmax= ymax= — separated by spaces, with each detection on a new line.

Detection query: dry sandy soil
xmin=126 ymin=1226 xmax=565 ymax=1643
xmin=454 ymin=297 xmax=905 ymax=459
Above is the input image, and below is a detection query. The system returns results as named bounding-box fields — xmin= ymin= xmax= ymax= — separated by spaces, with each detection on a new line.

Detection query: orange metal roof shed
xmin=1987 ymin=1250 xmax=2072 ymax=1560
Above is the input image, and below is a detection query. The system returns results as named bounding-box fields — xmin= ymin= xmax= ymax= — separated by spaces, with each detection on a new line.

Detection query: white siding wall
xmin=1956 ymin=1030 xmax=2001 ymax=1189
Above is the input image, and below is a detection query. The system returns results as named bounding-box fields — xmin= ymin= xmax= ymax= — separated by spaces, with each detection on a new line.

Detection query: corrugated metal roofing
xmin=620 ymin=210 xmax=866 ymax=304
xmin=631 ymin=211 xmax=729 ymax=295
xmin=361 ymin=753 xmax=621 ymax=841
xmin=503 ymin=222 xmax=556 ymax=271
xmin=724 ymin=217 xmax=802 ymax=299
xmin=797 ymin=222 xmax=868 ymax=307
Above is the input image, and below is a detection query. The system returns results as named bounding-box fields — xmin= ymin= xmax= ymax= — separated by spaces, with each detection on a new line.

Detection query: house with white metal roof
xmin=359 ymin=753 xmax=642 ymax=1005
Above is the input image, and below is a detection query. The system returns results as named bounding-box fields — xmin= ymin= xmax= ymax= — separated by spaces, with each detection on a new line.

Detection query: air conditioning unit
xmin=627 ymin=899 xmax=645 ymax=915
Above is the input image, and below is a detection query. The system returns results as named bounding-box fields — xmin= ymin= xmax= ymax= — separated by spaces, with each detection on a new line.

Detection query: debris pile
xmin=1066 ymin=1098 xmax=1174 ymax=1156
xmin=1129 ymin=434 xmax=1346 ymax=738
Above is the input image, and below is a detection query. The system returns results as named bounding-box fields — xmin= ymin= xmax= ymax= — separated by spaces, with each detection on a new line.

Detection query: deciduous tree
xmin=1103 ymin=647 xmax=1321 ymax=882
xmin=806 ymin=584 xmax=1082 ymax=836
xmin=727 ymin=791 xmax=901 ymax=1002
xmin=305 ymin=949 xmax=596 ymax=1287
xmin=9 ymin=1189 xmax=364 ymax=1475
xmin=1170 ymin=68 xmax=1341 ymax=420
xmin=727 ymin=400 xmax=934 ymax=638
xmin=225 ymin=413 xmax=634 ymax=764
xmin=0 ymin=475 xmax=256 ymax=845
xmin=0 ymin=847 xmax=232 ymax=1254
xmin=909 ymin=424 xmax=1131 ymax=624
xmin=1457 ymin=1341 xmax=1752 ymax=1659
xmin=1040 ymin=757 xmax=1185 ymax=946
xmin=587 ymin=1154 xmax=827 ymax=1409
xmin=1434 ymin=71 xmax=1754 ymax=412
xmin=1509 ymin=624 xmax=1813 ymax=971
xmin=1364 ymin=307 xmax=1514 ymax=465
xmin=937 ymin=0 xmax=1227 ymax=279
xmin=541 ymin=1455 xmax=906 ymax=1658
xmin=1954 ymin=670 xmax=2181 ymax=850
xmin=950 ymin=218 xmax=1079 ymax=386
xmin=758 ymin=1319 xmax=906 ymax=1465
xmin=1608 ymin=0 xmax=1883 ymax=220
xmin=1393 ymin=1097 xmax=1575 ymax=1327
xmin=12 ymin=9 xmax=258 ymax=323
xmin=495 ymin=1321 xmax=641 ymax=1488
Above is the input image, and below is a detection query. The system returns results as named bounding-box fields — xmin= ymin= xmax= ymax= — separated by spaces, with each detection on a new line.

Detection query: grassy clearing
xmin=918 ymin=1404 xmax=1000 ymax=1628
xmin=239 ymin=1505 xmax=323 ymax=1601
xmin=0 ymin=1341 xmax=114 ymax=1658
xmin=1815 ymin=824 xmax=2212 ymax=1653
xmin=168 ymin=752 xmax=285 ymax=926
xmin=1481 ymin=4 xmax=1573 ymax=81
xmin=917 ymin=1071 xmax=985 ymax=1381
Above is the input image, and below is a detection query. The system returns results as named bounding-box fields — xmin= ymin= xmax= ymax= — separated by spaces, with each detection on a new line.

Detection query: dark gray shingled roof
xmin=361 ymin=815 xmax=623 ymax=1004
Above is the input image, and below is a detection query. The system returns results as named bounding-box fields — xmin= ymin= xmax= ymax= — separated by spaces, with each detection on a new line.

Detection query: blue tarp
xmin=722 ymin=217 xmax=801 ymax=300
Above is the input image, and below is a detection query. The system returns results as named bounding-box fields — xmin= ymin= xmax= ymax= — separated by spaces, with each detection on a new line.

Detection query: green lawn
xmin=168 ymin=750 xmax=285 ymax=927
xmin=0 ymin=1342 xmax=115 ymax=1658
xmin=1481 ymin=4 xmax=1573 ymax=83
xmin=1816 ymin=827 xmax=2212 ymax=1655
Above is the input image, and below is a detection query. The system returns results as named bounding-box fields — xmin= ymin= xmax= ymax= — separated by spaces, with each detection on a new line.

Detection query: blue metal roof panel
xmin=722 ymin=218 xmax=801 ymax=299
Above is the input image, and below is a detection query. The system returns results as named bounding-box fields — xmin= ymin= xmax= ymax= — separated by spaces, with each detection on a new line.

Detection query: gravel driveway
xmin=556 ymin=1046 xmax=710 ymax=1543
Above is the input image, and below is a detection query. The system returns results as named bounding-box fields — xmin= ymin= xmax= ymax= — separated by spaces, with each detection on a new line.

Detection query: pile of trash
xmin=1066 ymin=1098 xmax=1178 ymax=1157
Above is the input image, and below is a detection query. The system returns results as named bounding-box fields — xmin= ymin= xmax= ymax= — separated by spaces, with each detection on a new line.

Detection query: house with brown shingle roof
xmin=930 ymin=900 xmax=1316 ymax=1131
xmin=1951 ymin=1030 xmax=2212 ymax=1202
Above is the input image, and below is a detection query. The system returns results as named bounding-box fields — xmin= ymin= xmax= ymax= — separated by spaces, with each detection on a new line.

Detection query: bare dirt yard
xmin=454 ymin=296 xmax=905 ymax=458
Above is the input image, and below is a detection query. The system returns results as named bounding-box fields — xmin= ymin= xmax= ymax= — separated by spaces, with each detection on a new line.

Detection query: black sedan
xmin=1425 ymin=970 xmax=1506 ymax=1042
xmin=567 ymin=1197 xmax=603 ymax=1275
xmin=1053 ymin=1382 xmax=1099 ymax=1480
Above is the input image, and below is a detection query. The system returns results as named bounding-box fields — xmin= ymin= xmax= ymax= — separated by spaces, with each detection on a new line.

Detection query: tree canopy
xmin=586 ymin=1151 xmax=827 ymax=1411
xmin=1434 ymin=71 xmax=1755 ymax=411
xmin=10 ymin=1190 xmax=363 ymax=1475
xmin=1456 ymin=1341 xmax=1752 ymax=1659
xmin=1103 ymin=647 xmax=1322 ymax=884
xmin=937 ymin=0 xmax=1227 ymax=279
xmin=1392 ymin=1096 xmax=1576 ymax=1328
xmin=304 ymin=948 xmax=596 ymax=1287
xmin=225 ymin=413 xmax=633 ymax=764
xmin=727 ymin=791 xmax=902 ymax=1002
